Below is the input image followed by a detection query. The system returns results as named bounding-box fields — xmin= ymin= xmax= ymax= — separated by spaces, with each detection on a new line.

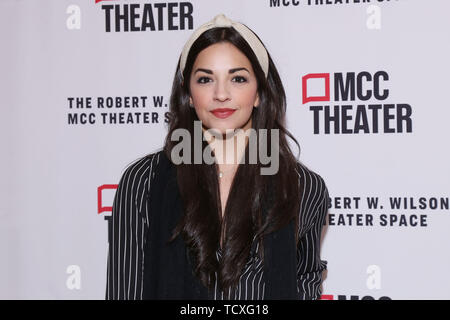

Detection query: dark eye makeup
xmin=232 ymin=76 xmax=247 ymax=83
xmin=197 ymin=76 xmax=211 ymax=84
xmin=195 ymin=75 xmax=248 ymax=84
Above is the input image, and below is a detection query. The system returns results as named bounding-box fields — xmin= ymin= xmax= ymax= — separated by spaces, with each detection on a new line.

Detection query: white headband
xmin=179 ymin=14 xmax=269 ymax=78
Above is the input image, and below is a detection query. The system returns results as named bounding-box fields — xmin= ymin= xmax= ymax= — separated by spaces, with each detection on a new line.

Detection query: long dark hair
xmin=163 ymin=26 xmax=302 ymax=296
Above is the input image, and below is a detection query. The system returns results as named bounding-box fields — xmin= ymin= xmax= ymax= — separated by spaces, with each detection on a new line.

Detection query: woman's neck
xmin=202 ymin=128 xmax=249 ymax=178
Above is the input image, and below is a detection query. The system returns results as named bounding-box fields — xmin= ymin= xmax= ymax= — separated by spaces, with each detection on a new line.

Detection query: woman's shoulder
xmin=117 ymin=148 xmax=165 ymax=192
xmin=295 ymin=160 xmax=329 ymax=207
xmin=295 ymin=161 xmax=327 ymax=190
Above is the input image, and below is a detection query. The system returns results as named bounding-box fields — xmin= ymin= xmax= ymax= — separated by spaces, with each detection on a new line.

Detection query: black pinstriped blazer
xmin=106 ymin=149 xmax=329 ymax=300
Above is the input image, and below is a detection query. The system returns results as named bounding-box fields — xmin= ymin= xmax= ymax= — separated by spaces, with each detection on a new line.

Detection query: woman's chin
xmin=202 ymin=122 xmax=238 ymax=136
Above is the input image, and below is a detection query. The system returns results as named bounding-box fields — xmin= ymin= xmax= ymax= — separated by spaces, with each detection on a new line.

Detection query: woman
xmin=106 ymin=14 xmax=329 ymax=300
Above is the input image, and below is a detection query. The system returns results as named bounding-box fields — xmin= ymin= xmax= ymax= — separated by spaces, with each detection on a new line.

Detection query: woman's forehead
xmin=193 ymin=42 xmax=254 ymax=72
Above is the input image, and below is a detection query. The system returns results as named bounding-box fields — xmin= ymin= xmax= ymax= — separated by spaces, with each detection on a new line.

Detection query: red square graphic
xmin=97 ymin=184 xmax=118 ymax=214
xmin=302 ymin=73 xmax=330 ymax=104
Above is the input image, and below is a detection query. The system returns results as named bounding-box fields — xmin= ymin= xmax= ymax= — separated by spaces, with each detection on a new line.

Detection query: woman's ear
xmin=253 ymin=93 xmax=260 ymax=108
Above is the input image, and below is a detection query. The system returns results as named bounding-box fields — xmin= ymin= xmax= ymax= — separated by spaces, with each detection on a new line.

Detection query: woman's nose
xmin=213 ymin=80 xmax=231 ymax=102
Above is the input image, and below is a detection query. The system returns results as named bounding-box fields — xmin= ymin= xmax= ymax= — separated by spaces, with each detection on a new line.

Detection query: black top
xmin=106 ymin=149 xmax=329 ymax=300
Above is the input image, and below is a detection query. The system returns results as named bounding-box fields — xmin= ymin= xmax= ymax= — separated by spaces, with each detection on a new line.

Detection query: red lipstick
xmin=211 ymin=108 xmax=236 ymax=119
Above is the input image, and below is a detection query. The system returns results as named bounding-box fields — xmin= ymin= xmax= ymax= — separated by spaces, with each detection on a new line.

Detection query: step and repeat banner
xmin=1 ymin=0 xmax=449 ymax=300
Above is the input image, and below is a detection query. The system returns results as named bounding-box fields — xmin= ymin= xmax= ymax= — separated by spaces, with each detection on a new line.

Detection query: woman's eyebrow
xmin=194 ymin=67 xmax=250 ymax=74
xmin=194 ymin=68 xmax=213 ymax=74
xmin=229 ymin=67 xmax=249 ymax=74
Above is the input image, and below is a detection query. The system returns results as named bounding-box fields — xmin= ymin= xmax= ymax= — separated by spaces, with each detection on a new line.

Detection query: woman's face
xmin=189 ymin=42 xmax=260 ymax=135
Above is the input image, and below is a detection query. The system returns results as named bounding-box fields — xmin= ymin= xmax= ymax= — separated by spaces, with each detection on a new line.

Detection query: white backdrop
xmin=1 ymin=0 xmax=449 ymax=300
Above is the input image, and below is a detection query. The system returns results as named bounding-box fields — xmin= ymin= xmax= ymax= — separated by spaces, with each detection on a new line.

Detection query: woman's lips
xmin=210 ymin=108 xmax=236 ymax=119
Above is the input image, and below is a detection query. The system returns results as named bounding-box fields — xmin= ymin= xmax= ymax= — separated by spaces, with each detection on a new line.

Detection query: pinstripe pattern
xmin=106 ymin=150 xmax=329 ymax=300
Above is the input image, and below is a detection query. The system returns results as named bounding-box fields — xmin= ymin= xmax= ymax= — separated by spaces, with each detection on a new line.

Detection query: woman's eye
xmin=197 ymin=77 xmax=211 ymax=84
xmin=232 ymin=76 xmax=247 ymax=83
